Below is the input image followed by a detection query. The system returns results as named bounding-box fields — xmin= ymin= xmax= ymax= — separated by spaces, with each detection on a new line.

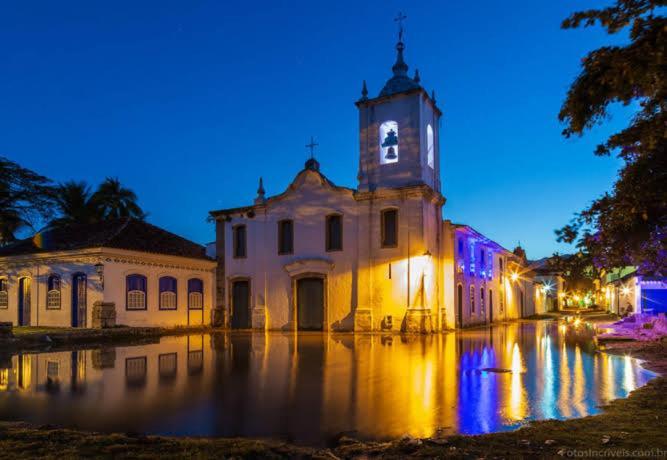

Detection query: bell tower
xmin=356 ymin=18 xmax=441 ymax=193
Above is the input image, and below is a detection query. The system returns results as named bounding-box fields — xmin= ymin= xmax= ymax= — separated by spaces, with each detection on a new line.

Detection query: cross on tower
xmin=306 ymin=136 xmax=318 ymax=159
xmin=394 ymin=12 xmax=407 ymax=41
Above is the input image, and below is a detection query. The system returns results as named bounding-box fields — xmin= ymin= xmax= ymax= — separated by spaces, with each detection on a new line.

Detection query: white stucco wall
xmin=0 ymin=248 xmax=215 ymax=328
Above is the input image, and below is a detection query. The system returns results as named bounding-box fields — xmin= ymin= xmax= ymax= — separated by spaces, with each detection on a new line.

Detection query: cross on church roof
xmin=394 ymin=12 xmax=407 ymax=42
xmin=306 ymin=136 xmax=318 ymax=159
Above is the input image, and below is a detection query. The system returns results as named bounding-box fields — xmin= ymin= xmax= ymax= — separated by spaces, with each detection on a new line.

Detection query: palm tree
xmin=50 ymin=181 xmax=99 ymax=227
xmin=91 ymin=177 xmax=145 ymax=220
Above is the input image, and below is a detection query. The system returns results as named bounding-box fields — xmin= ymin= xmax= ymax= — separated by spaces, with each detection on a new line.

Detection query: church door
xmin=297 ymin=277 xmax=324 ymax=331
xmin=18 ymin=277 xmax=31 ymax=326
xmin=72 ymin=274 xmax=87 ymax=328
xmin=231 ymin=280 xmax=251 ymax=329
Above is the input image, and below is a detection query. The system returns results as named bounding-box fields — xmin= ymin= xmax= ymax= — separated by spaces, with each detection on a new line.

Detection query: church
xmin=209 ymin=28 xmax=537 ymax=332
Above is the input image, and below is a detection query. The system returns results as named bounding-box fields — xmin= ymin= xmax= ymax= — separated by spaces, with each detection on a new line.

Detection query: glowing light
xmin=621 ymin=287 xmax=631 ymax=296
xmin=573 ymin=317 xmax=582 ymax=328
xmin=510 ymin=272 xmax=519 ymax=282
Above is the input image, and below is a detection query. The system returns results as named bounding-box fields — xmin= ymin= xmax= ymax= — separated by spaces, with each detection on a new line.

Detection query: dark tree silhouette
xmin=557 ymin=0 xmax=666 ymax=274
xmin=50 ymin=181 xmax=99 ymax=227
xmin=0 ymin=157 xmax=54 ymax=245
xmin=91 ymin=177 xmax=146 ymax=220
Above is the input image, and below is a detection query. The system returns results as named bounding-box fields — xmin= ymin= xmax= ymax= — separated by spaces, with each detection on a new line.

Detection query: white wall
xmin=0 ymin=248 xmax=215 ymax=328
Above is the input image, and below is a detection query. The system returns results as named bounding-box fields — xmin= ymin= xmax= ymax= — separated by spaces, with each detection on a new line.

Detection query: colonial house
xmin=0 ymin=218 xmax=216 ymax=328
xmin=209 ymin=32 xmax=536 ymax=332
xmin=443 ymin=222 xmax=535 ymax=327
xmin=530 ymin=257 xmax=565 ymax=314
xmin=601 ymin=267 xmax=667 ymax=315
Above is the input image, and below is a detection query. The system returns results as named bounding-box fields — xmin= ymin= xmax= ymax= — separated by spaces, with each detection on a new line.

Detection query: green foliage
xmin=50 ymin=177 xmax=146 ymax=228
xmin=0 ymin=157 xmax=55 ymax=245
xmin=557 ymin=0 xmax=666 ymax=274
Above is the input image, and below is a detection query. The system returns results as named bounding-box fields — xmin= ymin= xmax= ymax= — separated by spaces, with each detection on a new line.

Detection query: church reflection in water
xmin=0 ymin=322 xmax=655 ymax=445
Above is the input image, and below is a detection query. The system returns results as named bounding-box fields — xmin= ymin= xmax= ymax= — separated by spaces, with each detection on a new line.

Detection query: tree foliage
xmin=557 ymin=0 xmax=666 ymax=275
xmin=50 ymin=177 xmax=146 ymax=228
xmin=0 ymin=157 xmax=54 ymax=245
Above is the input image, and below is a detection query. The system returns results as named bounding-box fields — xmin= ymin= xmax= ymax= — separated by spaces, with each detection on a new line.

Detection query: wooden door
xmin=297 ymin=277 xmax=324 ymax=331
xmin=231 ymin=280 xmax=250 ymax=329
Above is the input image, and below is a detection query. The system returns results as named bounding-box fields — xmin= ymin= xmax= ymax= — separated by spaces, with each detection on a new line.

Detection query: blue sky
xmin=1 ymin=1 xmax=629 ymax=258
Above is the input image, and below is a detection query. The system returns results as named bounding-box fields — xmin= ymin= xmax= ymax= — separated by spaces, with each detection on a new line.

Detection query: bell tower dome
xmin=355 ymin=23 xmax=442 ymax=194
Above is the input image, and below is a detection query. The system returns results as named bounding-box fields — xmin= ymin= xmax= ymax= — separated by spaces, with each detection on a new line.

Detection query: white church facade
xmin=210 ymin=33 xmax=537 ymax=332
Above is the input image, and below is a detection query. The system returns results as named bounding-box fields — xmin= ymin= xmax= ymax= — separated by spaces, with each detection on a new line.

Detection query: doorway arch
xmin=18 ymin=277 xmax=31 ymax=326
xmin=230 ymin=278 xmax=251 ymax=329
xmin=71 ymin=273 xmax=87 ymax=327
xmin=295 ymin=276 xmax=325 ymax=331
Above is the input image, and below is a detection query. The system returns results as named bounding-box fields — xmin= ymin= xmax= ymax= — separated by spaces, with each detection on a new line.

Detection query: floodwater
xmin=0 ymin=321 xmax=656 ymax=446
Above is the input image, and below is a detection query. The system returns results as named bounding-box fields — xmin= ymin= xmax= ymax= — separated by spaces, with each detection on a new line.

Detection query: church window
xmin=381 ymin=209 xmax=398 ymax=247
xmin=426 ymin=124 xmax=434 ymax=168
xmin=326 ymin=214 xmax=343 ymax=251
xmin=470 ymin=285 xmax=475 ymax=314
xmin=278 ymin=220 xmax=293 ymax=255
xmin=126 ymin=274 xmax=147 ymax=310
xmin=159 ymin=276 xmax=177 ymax=310
xmin=188 ymin=278 xmax=204 ymax=310
xmin=46 ymin=275 xmax=61 ymax=309
xmin=379 ymin=121 xmax=399 ymax=164
xmin=233 ymin=225 xmax=247 ymax=258
xmin=0 ymin=278 xmax=8 ymax=309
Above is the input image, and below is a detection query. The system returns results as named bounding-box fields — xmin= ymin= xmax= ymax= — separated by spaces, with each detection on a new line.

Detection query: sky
xmin=1 ymin=1 xmax=630 ymax=258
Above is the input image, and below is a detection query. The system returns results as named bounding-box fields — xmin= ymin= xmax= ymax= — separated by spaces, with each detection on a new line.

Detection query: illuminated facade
xmin=601 ymin=268 xmax=667 ymax=315
xmin=0 ymin=219 xmax=216 ymax=328
xmin=210 ymin=32 xmax=536 ymax=332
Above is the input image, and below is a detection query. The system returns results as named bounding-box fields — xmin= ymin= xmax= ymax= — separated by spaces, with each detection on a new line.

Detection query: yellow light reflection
xmin=623 ymin=355 xmax=636 ymax=393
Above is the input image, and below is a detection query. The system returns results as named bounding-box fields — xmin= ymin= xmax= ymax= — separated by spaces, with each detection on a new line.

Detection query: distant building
xmin=0 ymin=218 xmax=216 ymax=328
xmin=601 ymin=267 xmax=667 ymax=315
xmin=530 ymin=257 xmax=565 ymax=313
xmin=209 ymin=32 xmax=535 ymax=332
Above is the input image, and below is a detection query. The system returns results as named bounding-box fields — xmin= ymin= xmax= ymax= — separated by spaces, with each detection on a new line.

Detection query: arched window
xmin=326 ymin=214 xmax=343 ymax=251
xmin=470 ymin=285 xmax=475 ymax=314
xmin=277 ymin=219 xmax=293 ymax=255
xmin=379 ymin=120 xmax=399 ymax=164
xmin=188 ymin=278 xmax=204 ymax=310
xmin=381 ymin=208 xmax=398 ymax=247
xmin=159 ymin=276 xmax=177 ymax=310
xmin=0 ymin=278 xmax=7 ymax=309
xmin=126 ymin=274 xmax=147 ymax=310
xmin=426 ymin=124 xmax=434 ymax=168
xmin=46 ymin=275 xmax=61 ymax=309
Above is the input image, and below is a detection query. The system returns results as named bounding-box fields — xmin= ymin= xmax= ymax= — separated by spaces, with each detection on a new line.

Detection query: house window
xmin=500 ymin=288 xmax=505 ymax=313
xmin=278 ymin=219 xmax=293 ymax=255
xmin=426 ymin=124 xmax=434 ymax=168
xmin=480 ymin=287 xmax=485 ymax=315
xmin=470 ymin=285 xmax=475 ymax=314
xmin=125 ymin=356 xmax=147 ymax=388
xmin=489 ymin=289 xmax=493 ymax=315
xmin=126 ymin=274 xmax=147 ymax=310
xmin=188 ymin=350 xmax=204 ymax=375
xmin=381 ymin=209 xmax=398 ymax=247
xmin=499 ymin=257 xmax=504 ymax=280
xmin=326 ymin=214 xmax=343 ymax=251
xmin=188 ymin=278 xmax=204 ymax=310
xmin=46 ymin=361 xmax=59 ymax=381
xmin=159 ymin=353 xmax=177 ymax=382
xmin=458 ymin=238 xmax=464 ymax=256
xmin=379 ymin=120 xmax=399 ymax=164
xmin=46 ymin=275 xmax=61 ymax=309
xmin=0 ymin=278 xmax=7 ymax=309
xmin=159 ymin=276 xmax=177 ymax=310
xmin=233 ymin=225 xmax=247 ymax=258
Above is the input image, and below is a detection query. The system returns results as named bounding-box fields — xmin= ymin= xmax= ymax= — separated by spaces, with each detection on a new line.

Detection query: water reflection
xmin=0 ymin=322 xmax=655 ymax=446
